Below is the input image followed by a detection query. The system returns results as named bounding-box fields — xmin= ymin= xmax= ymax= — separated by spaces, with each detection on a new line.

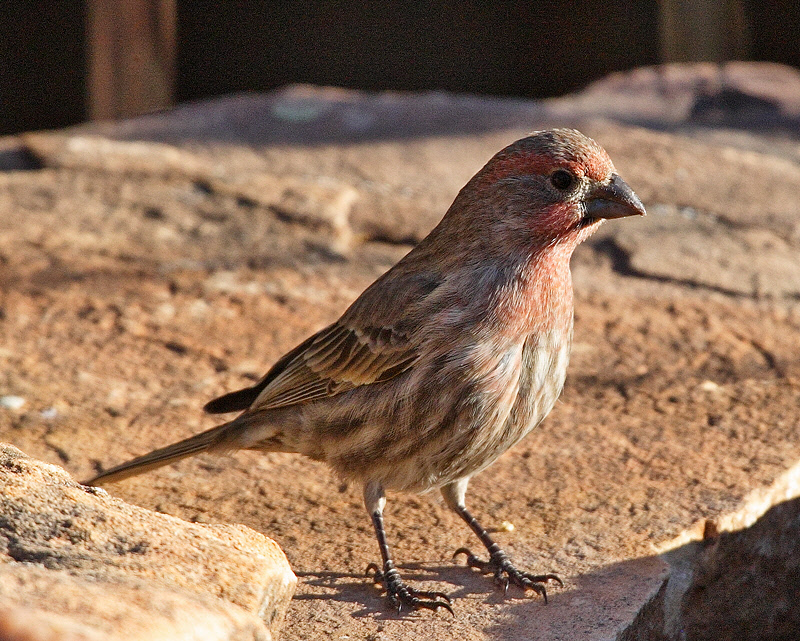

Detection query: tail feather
xmin=203 ymin=386 xmax=261 ymax=414
xmin=83 ymin=421 xmax=235 ymax=486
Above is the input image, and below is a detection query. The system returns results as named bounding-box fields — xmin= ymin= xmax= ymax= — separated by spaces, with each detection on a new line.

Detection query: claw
xmin=498 ymin=574 xmax=510 ymax=596
xmin=453 ymin=547 xmax=472 ymax=560
xmin=453 ymin=547 xmax=492 ymax=573
xmin=542 ymin=574 xmax=564 ymax=588
xmin=365 ymin=562 xmax=382 ymax=583
xmin=367 ymin=561 xmax=454 ymax=615
xmin=454 ymin=547 xmax=561 ymax=603
xmin=410 ymin=589 xmax=452 ymax=604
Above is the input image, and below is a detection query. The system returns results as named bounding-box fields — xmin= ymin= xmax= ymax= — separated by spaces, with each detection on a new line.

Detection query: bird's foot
xmin=453 ymin=547 xmax=562 ymax=603
xmin=365 ymin=562 xmax=453 ymax=615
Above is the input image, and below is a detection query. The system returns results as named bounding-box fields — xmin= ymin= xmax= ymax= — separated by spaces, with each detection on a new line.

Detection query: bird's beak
xmin=584 ymin=174 xmax=646 ymax=220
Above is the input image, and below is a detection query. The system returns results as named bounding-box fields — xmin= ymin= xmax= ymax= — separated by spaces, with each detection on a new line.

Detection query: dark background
xmin=176 ymin=2 xmax=659 ymax=101
xmin=1 ymin=1 xmax=799 ymax=136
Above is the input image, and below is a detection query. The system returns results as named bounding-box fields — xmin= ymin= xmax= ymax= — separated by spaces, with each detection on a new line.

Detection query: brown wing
xmin=204 ymin=265 xmax=443 ymax=414
xmin=203 ymin=330 xmax=327 ymax=413
xmin=205 ymin=321 xmax=419 ymax=413
xmin=249 ymin=322 xmax=417 ymax=410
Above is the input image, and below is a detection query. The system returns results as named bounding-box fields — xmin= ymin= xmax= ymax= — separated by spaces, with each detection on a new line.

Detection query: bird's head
xmin=447 ymin=129 xmax=645 ymax=258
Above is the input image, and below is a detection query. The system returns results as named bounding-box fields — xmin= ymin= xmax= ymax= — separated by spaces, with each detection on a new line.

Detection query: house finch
xmin=85 ymin=129 xmax=645 ymax=614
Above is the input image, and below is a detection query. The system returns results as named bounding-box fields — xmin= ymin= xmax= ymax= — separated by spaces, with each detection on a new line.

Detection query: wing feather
xmin=204 ymin=268 xmax=444 ymax=414
xmin=250 ymin=322 xmax=418 ymax=411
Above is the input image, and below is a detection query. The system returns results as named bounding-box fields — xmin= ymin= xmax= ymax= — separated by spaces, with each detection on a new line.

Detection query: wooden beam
xmin=86 ymin=0 xmax=176 ymax=121
xmin=659 ymin=0 xmax=750 ymax=62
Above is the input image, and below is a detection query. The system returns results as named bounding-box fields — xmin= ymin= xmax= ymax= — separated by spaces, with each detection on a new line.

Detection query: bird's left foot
xmin=454 ymin=547 xmax=562 ymax=602
xmin=366 ymin=562 xmax=453 ymax=615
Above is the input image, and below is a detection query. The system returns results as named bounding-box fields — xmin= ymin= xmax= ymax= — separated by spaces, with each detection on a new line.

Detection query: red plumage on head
xmin=476 ymin=128 xmax=615 ymax=188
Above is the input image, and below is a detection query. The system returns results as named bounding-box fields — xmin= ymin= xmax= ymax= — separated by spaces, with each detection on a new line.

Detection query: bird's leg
xmin=442 ymin=479 xmax=562 ymax=602
xmin=363 ymin=481 xmax=452 ymax=614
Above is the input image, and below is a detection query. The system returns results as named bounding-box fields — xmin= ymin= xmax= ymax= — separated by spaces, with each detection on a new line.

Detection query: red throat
xmin=493 ymin=242 xmax=576 ymax=340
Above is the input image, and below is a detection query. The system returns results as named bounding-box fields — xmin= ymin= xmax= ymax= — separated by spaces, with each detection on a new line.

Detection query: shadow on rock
xmin=294 ymin=561 xmax=513 ymax=619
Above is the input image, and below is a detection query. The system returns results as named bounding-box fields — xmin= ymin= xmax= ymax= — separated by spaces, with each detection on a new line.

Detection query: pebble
xmin=0 ymin=396 xmax=26 ymax=410
xmin=498 ymin=520 xmax=515 ymax=532
xmin=700 ymin=380 xmax=722 ymax=392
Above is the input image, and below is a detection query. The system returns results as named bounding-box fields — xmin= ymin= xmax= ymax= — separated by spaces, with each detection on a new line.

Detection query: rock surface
xmin=619 ymin=495 xmax=800 ymax=641
xmin=678 ymin=497 xmax=800 ymax=641
xmin=1 ymin=61 xmax=799 ymax=639
xmin=0 ymin=444 xmax=296 ymax=640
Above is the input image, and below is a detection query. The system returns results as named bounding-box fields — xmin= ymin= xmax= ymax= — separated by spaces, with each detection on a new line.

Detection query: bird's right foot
xmin=366 ymin=562 xmax=453 ymax=615
xmin=454 ymin=547 xmax=562 ymax=603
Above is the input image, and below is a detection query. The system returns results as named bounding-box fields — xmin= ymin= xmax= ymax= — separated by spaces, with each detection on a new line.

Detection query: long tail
xmin=83 ymin=420 xmax=237 ymax=486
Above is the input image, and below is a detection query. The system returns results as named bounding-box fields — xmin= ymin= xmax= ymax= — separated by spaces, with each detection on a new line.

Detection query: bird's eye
xmin=550 ymin=169 xmax=574 ymax=191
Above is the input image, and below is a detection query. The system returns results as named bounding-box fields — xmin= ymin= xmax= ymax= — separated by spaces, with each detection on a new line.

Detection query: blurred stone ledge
xmin=0 ymin=443 xmax=296 ymax=641
xmin=4 ymin=62 xmax=800 ymax=303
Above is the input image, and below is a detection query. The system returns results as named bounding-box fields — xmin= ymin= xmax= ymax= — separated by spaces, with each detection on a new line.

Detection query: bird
xmin=85 ymin=128 xmax=645 ymax=614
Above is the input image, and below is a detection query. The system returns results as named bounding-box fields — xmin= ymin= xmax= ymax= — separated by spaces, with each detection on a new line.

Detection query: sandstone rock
xmin=607 ymin=203 xmax=800 ymax=299
xmin=0 ymin=444 xmax=296 ymax=641
xmin=678 ymin=497 xmax=800 ymax=641
xmin=547 ymin=61 xmax=800 ymax=133
xmin=619 ymin=496 xmax=800 ymax=641
xmin=1 ymin=63 xmax=799 ymax=640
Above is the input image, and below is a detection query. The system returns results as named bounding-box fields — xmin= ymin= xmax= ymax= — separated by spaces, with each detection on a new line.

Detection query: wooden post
xmin=86 ymin=0 xmax=176 ymax=121
xmin=658 ymin=0 xmax=750 ymax=62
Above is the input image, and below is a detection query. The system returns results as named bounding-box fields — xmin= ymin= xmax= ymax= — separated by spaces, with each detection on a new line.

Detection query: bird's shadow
xmin=293 ymin=559 xmax=517 ymax=619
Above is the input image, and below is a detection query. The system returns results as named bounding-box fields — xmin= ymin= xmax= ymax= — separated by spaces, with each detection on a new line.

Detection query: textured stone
xmin=619 ymin=496 xmax=800 ymax=641
xmin=1 ymin=63 xmax=799 ymax=640
xmin=0 ymin=444 xmax=296 ymax=641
